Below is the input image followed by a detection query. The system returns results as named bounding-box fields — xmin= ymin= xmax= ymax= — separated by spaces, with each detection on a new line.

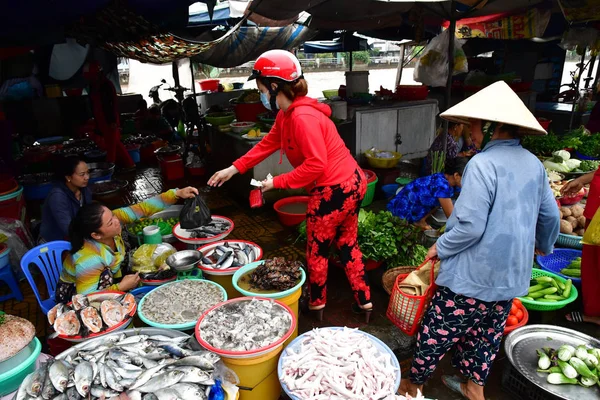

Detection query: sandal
xmin=568 ymin=311 xmax=584 ymax=323
xmin=351 ymin=303 xmax=373 ymax=324
xmin=441 ymin=375 xmax=468 ymax=399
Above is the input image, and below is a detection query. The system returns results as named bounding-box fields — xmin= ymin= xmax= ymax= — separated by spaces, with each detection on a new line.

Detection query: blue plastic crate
xmin=536 ymin=248 xmax=582 ymax=287
xmin=574 ymin=150 xmax=598 ymax=161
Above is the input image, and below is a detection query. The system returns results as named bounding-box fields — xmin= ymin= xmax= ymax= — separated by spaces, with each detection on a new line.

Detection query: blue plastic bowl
xmin=278 ymin=327 xmax=400 ymax=399
xmin=89 ymin=174 xmax=113 ymax=184
xmin=232 ymin=261 xmax=306 ymax=299
xmin=537 ymin=249 xmax=582 ymax=288
xmin=382 ymin=183 xmax=399 ymax=199
xmin=131 ymin=285 xmax=157 ymax=304
xmin=574 ymin=150 xmax=598 ymax=161
xmin=22 ymin=182 xmax=52 ymax=200
xmin=137 ymin=279 xmax=227 ymax=330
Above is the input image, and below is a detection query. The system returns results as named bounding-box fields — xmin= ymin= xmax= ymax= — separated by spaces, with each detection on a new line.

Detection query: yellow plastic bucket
xmin=204 ymin=272 xmax=242 ymax=299
xmin=276 ymin=287 xmax=301 ymax=346
xmin=220 ymin=345 xmax=283 ymax=399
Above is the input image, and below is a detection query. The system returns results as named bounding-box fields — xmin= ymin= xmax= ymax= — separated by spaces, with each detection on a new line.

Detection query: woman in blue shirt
xmin=388 ymin=157 xmax=468 ymax=230
xmin=40 ymin=157 xmax=92 ymax=243
xmin=400 ymin=82 xmax=560 ymax=400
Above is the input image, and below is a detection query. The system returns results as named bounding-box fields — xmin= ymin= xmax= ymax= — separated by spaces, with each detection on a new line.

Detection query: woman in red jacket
xmin=208 ymin=50 xmax=373 ymax=322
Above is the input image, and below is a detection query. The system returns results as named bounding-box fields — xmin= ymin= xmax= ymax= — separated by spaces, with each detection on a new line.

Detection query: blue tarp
xmin=189 ymin=6 xmax=232 ymax=26
xmin=303 ymin=38 xmax=369 ymax=54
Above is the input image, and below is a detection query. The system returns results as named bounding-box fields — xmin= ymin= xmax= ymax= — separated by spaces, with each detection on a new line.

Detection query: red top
xmin=584 ymin=168 xmax=600 ymax=220
xmin=232 ymin=96 xmax=358 ymax=191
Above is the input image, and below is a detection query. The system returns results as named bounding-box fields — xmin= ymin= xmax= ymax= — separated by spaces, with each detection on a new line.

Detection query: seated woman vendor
xmin=388 ymin=157 xmax=468 ymax=230
xmin=40 ymin=156 xmax=91 ymax=243
xmin=424 ymin=122 xmax=475 ymax=175
xmin=55 ymin=186 xmax=198 ymax=302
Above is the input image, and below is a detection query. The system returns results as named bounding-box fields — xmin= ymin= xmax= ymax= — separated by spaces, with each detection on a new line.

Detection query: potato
xmin=566 ymin=216 xmax=578 ymax=229
xmin=576 ymin=229 xmax=585 ymax=237
xmin=560 ymin=220 xmax=574 ymax=234
xmin=577 ymin=216 xmax=586 ymax=228
xmin=561 ymin=207 xmax=572 ymax=217
xmin=571 ymin=205 xmax=584 ymax=218
xmin=559 ymin=210 xmax=563 ymax=219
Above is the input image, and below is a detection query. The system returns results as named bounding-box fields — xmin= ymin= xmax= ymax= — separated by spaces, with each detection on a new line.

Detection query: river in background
xmin=125 ymin=60 xmax=597 ymax=104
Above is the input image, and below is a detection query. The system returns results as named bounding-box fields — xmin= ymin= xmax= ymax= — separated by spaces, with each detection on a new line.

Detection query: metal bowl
xmin=154 ymin=145 xmax=182 ymax=156
xmin=167 ymin=250 xmax=202 ymax=272
xmin=87 ymin=162 xmax=116 ymax=179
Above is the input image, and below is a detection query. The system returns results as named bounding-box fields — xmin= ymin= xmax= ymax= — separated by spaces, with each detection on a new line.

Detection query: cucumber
xmin=544 ymin=294 xmax=566 ymax=301
xmin=563 ymin=279 xmax=573 ymax=298
xmin=528 ymin=283 xmax=551 ymax=294
xmin=530 ymin=287 xmax=558 ymax=299
xmin=560 ymin=269 xmax=581 ymax=278
xmin=536 ymin=277 xmax=554 ymax=284
xmin=523 ymin=296 xmax=535 ymax=301
xmin=556 ymin=280 xmax=566 ymax=291
xmin=537 ymin=298 xmax=560 ymax=303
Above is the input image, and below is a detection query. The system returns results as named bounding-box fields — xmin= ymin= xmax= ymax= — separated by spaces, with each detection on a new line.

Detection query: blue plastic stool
xmin=20 ymin=241 xmax=71 ymax=314
xmin=0 ymin=265 xmax=23 ymax=302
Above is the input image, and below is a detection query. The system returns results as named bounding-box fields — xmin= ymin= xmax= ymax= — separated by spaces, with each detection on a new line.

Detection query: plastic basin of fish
xmin=58 ymin=291 xmax=136 ymax=343
xmin=172 ymin=215 xmax=234 ymax=245
xmin=195 ymin=297 xmax=297 ymax=359
xmin=0 ymin=337 xmax=41 ymax=396
xmin=273 ymin=196 xmax=309 ymax=226
xmin=137 ymin=279 xmax=228 ymax=331
xmin=140 ymin=275 xmax=177 ymax=287
xmin=277 ymin=327 xmax=401 ymax=399
xmin=197 ymin=240 xmax=264 ymax=276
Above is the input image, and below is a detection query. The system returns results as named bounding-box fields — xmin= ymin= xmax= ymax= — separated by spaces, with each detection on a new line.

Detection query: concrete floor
xmin=3 ymin=165 xmax=599 ymax=400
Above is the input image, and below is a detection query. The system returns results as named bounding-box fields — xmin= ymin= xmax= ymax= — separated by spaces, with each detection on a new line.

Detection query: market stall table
xmin=535 ymin=102 xmax=591 ymax=134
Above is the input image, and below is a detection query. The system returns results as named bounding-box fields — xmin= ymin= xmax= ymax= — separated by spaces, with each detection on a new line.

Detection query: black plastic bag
xmin=179 ymin=195 xmax=212 ymax=229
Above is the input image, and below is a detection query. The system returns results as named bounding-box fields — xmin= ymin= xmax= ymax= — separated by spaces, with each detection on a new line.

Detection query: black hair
xmin=448 ymin=121 xmax=462 ymax=130
xmin=499 ymin=123 xmax=520 ymax=137
xmin=444 ymin=157 xmax=469 ymax=176
xmin=55 ymin=156 xmax=86 ymax=183
xmin=69 ymin=202 xmax=105 ymax=252
xmin=148 ymin=105 xmax=161 ymax=116
xmin=137 ymin=99 xmax=147 ymax=110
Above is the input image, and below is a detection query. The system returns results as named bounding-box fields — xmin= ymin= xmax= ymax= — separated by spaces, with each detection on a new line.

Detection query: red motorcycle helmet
xmin=248 ymin=50 xmax=303 ymax=82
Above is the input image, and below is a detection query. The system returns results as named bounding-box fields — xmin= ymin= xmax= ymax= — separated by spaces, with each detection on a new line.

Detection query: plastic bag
xmin=414 ymin=29 xmax=468 ymax=87
xmin=208 ymin=380 xmax=225 ymax=400
xmin=583 ymin=208 xmax=600 ymax=246
xmin=0 ymin=218 xmax=34 ymax=279
xmin=131 ymin=243 xmax=176 ymax=272
xmin=179 ymin=195 xmax=211 ymax=229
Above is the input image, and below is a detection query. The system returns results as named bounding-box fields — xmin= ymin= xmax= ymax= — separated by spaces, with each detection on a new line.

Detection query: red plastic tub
xmin=233 ymin=102 xmax=267 ymax=122
xmin=395 ymin=85 xmax=429 ymax=101
xmin=187 ymin=166 xmax=206 ymax=176
xmin=362 ymin=169 xmax=377 ymax=184
xmin=199 ymin=79 xmax=220 ymax=92
xmin=158 ymin=154 xmax=184 ymax=181
xmin=273 ymin=196 xmax=309 ymax=226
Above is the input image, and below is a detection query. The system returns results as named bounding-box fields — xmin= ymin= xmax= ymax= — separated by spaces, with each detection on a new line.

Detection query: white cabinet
xmin=354 ymin=100 xmax=438 ymax=160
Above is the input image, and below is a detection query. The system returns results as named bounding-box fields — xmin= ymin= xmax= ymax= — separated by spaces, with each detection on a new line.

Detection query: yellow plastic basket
xmin=365 ymin=150 xmax=402 ymax=169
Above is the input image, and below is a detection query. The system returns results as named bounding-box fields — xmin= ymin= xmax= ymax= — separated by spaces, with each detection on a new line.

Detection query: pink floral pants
xmin=409 ymin=286 xmax=512 ymax=386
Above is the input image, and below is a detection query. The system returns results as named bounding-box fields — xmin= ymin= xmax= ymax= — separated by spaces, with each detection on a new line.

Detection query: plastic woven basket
xmin=518 ymin=269 xmax=578 ymax=312
xmin=361 ymin=177 xmax=378 ymax=207
xmin=556 ymin=233 xmax=583 ymax=249
xmin=382 ymin=266 xmax=417 ymax=295
xmin=536 ymin=249 xmax=582 ymax=287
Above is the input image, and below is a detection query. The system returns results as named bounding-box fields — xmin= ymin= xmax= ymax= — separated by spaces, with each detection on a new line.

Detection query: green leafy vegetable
xmin=0 ymin=311 xmax=5 ymax=326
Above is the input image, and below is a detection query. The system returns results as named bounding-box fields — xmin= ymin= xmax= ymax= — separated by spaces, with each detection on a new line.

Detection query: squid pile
xmin=15 ymin=333 xmax=220 ymax=400
xmin=279 ymin=328 xmax=399 ymax=399
xmin=47 ymin=293 xmax=135 ymax=337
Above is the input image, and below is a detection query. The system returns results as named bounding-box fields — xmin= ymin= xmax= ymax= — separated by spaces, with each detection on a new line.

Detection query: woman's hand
xmin=176 ymin=186 xmax=199 ymax=199
xmin=426 ymin=243 xmax=438 ymax=260
xmin=208 ymin=166 xmax=239 ymax=187
xmin=261 ymin=177 xmax=275 ymax=193
xmin=118 ymin=272 xmax=140 ymax=292
xmin=560 ymin=178 xmax=584 ymax=197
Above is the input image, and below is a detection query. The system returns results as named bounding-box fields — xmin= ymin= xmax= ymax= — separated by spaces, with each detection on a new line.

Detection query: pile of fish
xmin=48 ymin=294 xmax=135 ymax=337
xmin=188 ymin=219 xmax=231 ymax=239
xmin=249 ymin=257 xmax=302 ymax=291
xmin=141 ymin=280 xmax=225 ymax=325
xmin=200 ymin=242 xmax=260 ymax=270
xmin=16 ymin=333 xmax=219 ymax=400
xmin=199 ymin=299 xmax=292 ymax=352
xmin=279 ymin=328 xmax=399 ymax=399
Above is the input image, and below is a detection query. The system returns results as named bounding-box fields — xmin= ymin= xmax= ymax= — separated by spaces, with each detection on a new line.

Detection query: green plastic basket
xmin=518 ymin=269 xmax=578 ymax=311
xmin=556 ymin=233 xmax=583 ymax=250
xmin=361 ymin=177 xmax=378 ymax=207
xmin=177 ymin=269 xmax=203 ymax=280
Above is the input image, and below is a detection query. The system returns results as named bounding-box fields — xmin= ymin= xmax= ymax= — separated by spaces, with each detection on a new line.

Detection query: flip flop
xmin=567 ymin=311 xmax=584 ymax=323
xmin=441 ymin=375 xmax=468 ymax=399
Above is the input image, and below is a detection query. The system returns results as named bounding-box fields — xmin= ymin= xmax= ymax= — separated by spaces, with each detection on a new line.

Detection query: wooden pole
xmin=443 ymin=1 xmax=456 ymax=158
xmin=569 ymin=49 xmax=586 ymax=132
xmin=395 ymin=44 xmax=406 ymax=87
xmin=349 ymin=51 xmax=353 ymax=71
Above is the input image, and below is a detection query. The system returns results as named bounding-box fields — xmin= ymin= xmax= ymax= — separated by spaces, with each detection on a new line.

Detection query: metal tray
xmin=91 ymin=179 xmax=128 ymax=196
xmin=504 ymin=324 xmax=600 ymax=400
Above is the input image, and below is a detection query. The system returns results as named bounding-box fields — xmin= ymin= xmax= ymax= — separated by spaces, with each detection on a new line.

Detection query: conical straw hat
xmin=440 ymin=81 xmax=547 ymax=135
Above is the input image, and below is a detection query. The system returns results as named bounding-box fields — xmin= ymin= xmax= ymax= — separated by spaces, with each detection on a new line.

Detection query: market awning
xmin=303 ymin=38 xmax=369 ymax=54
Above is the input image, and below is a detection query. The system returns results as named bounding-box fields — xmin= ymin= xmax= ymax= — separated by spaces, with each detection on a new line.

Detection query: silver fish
xmin=136 ymin=370 xmax=184 ymax=393
xmin=168 ymin=383 xmax=207 ymax=400
xmin=49 ymin=360 xmax=71 ymax=393
xmin=16 ymin=371 xmax=35 ymax=400
xmin=27 ymin=362 xmax=48 ymax=397
xmin=73 ymin=361 xmax=93 ymax=397
xmin=175 ymin=366 xmax=214 ymax=385
xmin=66 ymin=386 xmax=81 ymax=400
xmin=142 ymin=394 xmax=158 ymax=400
xmin=126 ymin=390 xmax=143 ymax=400
xmin=98 ymin=363 xmax=107 ymax=388
xmin=153 ymin=388 xmax=181 ymax=400
xmin=104 ymin=365 xmax=124 ymax=392
xmin=116 ymin=360 xmax=143 ymax=371
xmin=91 ymin=385 xmax=119 ymax=398
xmin=235 ymin=250 xmax=249 ymax=266
xmin=117 ymin=334 xmax=148 ymax=346
xmin=41 ymin=372 xmax=57 ymax=399
xmin=171 ymin=355 xmax=217 ymax=370
xmin=107 ymin=362 xmax=142 ymax=380
xmin=129 ymin=364 xmax=169 ymax=390
xmin=52 ymin=394 xmax=68 ymax=400
xmin=160 ymin=343 xmax=192 ymax=358
xmin=109 ymin=348 xmax=132 ymax=363
xmin=148 ymin=335 xmax=190 ymax=344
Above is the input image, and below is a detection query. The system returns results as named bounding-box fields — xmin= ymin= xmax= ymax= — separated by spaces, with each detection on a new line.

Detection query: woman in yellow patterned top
xmin=55 ymin=187 xmax=198 ymax=302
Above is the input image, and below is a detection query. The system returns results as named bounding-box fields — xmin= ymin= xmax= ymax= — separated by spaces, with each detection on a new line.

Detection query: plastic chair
xmin=20 ymin=241 xmax=71 ymax=314
xmin=0 ymin=265 xmax=23 ymax=302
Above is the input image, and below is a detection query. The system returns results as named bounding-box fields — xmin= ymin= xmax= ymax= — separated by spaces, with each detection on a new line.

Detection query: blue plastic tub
xmin=382 ymin=183 xmax=399 ymax=199
xmin=22 ymin=182 xmax=52 ymax=200
xmin=89 ymin=174 xmax=113 ymax=184
xmin=128 ymin=148 xmax=141 ymax=163
xmin=537 ymin=248 xmax=582 ymax=288
xmin=131 ymin=285 xmax=157 ymax=304
xmin=137 ymin=279 xmax=227 ymax=330
xmin=574 ymin=150 xmax=598 ymax=161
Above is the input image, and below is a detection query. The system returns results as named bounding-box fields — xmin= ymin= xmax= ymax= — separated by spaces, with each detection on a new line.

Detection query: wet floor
xmin=2 ymin=165 xmax=599 ymax=400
